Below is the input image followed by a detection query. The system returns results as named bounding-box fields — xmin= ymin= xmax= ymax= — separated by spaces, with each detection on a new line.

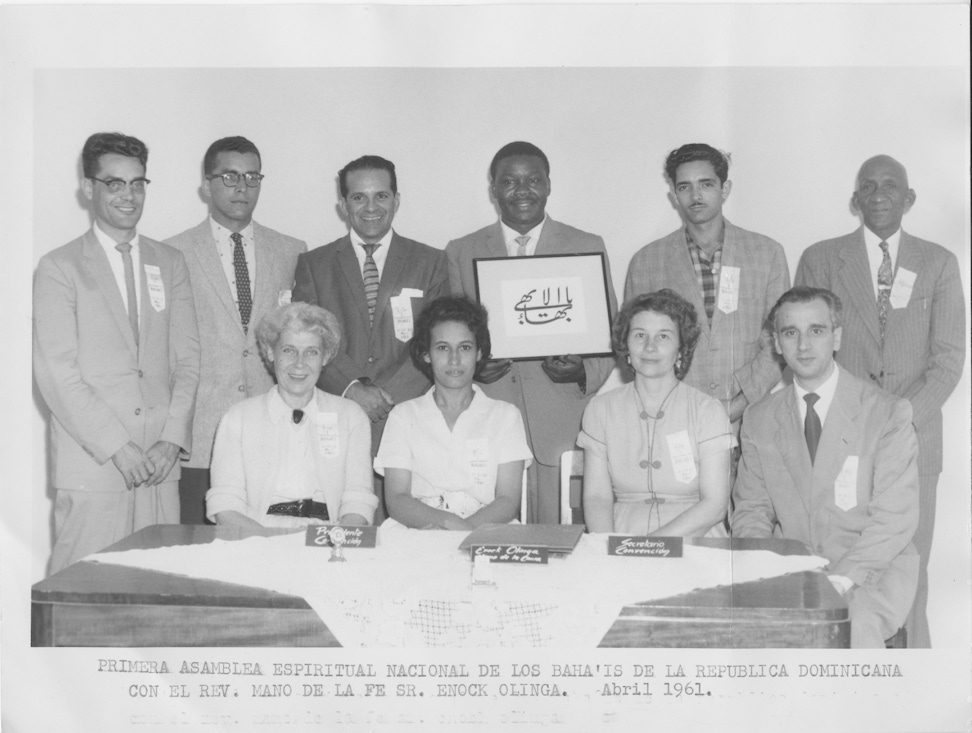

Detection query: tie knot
xmin=115 ymin=242 xmax=132 ymax=254
xmin=230 ymin=232 xmax=243 ymax=246
xmin=362 ymin=243 xmax=379 ymax=258
xmin=515 ymin=235 xmax=530 ymax=248
xmin=804 ymin=392 xmax=820 ymax=408
xmin=879 ymin=240 xmax=889 ymax=253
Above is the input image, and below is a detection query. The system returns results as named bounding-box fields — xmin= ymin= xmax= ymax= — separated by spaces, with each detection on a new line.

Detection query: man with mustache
xmin=625 ymin=143 xmax=790 ymax=433
xmin=795 ymin=155 xmax=965 ymax=648
xmin=446 ymin=141 xmax=618 ymax=524
xmin=166 ymin=136 xmax=307 ymax=524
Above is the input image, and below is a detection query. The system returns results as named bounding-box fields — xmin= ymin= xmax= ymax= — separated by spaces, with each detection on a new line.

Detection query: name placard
xmin=608 ymin=536 xmax=683 ymax=558
xmin=304 ymin=525 xmax=378 ymax=548
xmin=470 ymin=544 xmax=548 ymax=565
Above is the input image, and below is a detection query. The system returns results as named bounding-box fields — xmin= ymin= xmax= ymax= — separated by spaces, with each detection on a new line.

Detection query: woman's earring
xmin=675 ymin=355 xmax=683 ymax=371
xmin=626 ymin=355 xmax=631 ymax=366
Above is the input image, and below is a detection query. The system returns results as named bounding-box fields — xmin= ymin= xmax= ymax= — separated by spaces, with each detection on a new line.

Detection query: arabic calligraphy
xmin=514 ymin=286 xmax=574 ymax=326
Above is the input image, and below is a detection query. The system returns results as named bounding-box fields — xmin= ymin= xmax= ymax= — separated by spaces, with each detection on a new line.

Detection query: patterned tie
xmin=230 ymin=232 xmax=252 ymax=332
xmin=362 ymin=243 xmax=381 ymax=325
xmin=115 ymin=242 xmax=139 ymax=345
xmin=514 ymin=235 xmax=530 ymax=256
xmin=877 ymin=240 xmax=893 ymax=341
xmin=804 ymin=393 xmax=822 ymax=464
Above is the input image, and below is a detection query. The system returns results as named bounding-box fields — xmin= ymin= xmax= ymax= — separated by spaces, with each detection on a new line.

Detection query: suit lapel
xmin=670 ymin=229 xmax=710 ymax=335
xmin=837 ymin=228 xmax=882 ymax=345
xmin=83 ymin=231 xmax=138 ymax=356
xmin=708 ymin=222 xmax=737 ymax=337
xmin=336 ymin=236 xmax=371 ymax=327
xmin=485 ymin=221 xmax=510 ymax=258
xmin=885 ymin=230 xmax=922 ymax=338
xmin=251 ymin=222 xmax=277 ymax=321
xmin=194 ymin=222 xmax=244 ymax=333
xmin=811 ymin=370 xmax=859 ymax=500
xmin=374 ymin=233 xmax=406 ymax=328
xmin=138 ymin=239 xmax=159 ymax=360
xmin=535 ymin=218 xmax=558 ymax=256
xmin=774 ymin=388 xmax=812 ymax=517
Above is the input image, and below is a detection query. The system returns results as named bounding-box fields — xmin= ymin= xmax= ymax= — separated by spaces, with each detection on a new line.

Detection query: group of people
xmin=33 ymin=132 xmax=964 ymax=650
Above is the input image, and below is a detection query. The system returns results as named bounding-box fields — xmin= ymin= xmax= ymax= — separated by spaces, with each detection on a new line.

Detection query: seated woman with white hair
xmin=206 ymin=302 xmax=378 ymax=527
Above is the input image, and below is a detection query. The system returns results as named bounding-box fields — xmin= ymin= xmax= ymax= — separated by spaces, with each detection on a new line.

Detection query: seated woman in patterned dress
xmin=375 ymin=296 xmax=532 ymax=530
xmin=579 ymin=289 xmax=732 ymax=537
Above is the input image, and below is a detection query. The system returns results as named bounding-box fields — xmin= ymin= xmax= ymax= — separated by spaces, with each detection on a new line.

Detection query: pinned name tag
xmin=390 ymin=295 xmax=415 ymax=342
xmin=666 ymin=430 xmax=697 ymax=484
xmin=314 ymin=412 xmax=339 ymax=457
xmin=466 ymin=438 xmax=490 ymax=488
xmin=277 ymin=289 xmax=292 ymax=306
xmin=717 ymin=265 xmax=740 ymax=314
xmin=144 ymin=264 xmax=165 ymax=312
xmin=889 ymin=268 xmax=916 ymax=309
xmin=608 ymin=536 xmax=683 ymax=558
xmin=834 ymin=456 xmax=858 ymax=511
xmin=470 ymin=544 xmax=548 ymax=564
xmin=305 ymin=525 xmax=378 ymax=548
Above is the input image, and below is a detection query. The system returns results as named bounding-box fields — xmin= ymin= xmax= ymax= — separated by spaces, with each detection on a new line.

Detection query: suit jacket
xmin=446 ymin=218 xmax=618 ymax=466
xmin=624 ymin=220 xmax=790 ymax=409
xmin=733 ymin=367 xmax=919 ymax=612
xmin=33 ymin=229 xmax=200 ymax=491
xmin=795 ymin=227 xmax=965 ymax=474
xmin=292 ymin=232 xmax=448 ymax=404
xmin=165 ymin=219 xmax=306 ymax=468
xmin=206 ymin=388 xmax=378 ymax=525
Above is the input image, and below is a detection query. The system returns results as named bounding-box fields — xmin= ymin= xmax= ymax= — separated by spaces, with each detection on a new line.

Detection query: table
xmin=31 ymin=526 xmax=849 ymax=648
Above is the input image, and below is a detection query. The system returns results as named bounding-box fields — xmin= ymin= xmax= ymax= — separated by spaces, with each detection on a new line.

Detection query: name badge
xmin=390 ymin=295 xmax=414 ymax=342
xmin=717 ymin=265 xmax=740 ymax=314
xmin=315 ymin=412 xmax=339 ymax=457
xmin=889 ymin=268 xmax=916 ymax=309
xmin=666 ymin=430 xmax=697 ymax=484
xmin=277 ymin=289 xmax=292 ymax=306
xmin=608 ymin=536 xmax=683 ymax=558
xmin=144 ymin=264 xmax=165 ymax=312
xmin=466 ymin=438 xmax=490 ymax=488
xmin=834 ymin=456 xmax=858 ymax=511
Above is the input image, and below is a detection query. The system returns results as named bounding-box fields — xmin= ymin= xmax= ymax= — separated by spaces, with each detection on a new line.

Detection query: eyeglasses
xmin=90 ymin=177 xmax=150 ymax=194
xmin=207 ymin=172 xmax=265 ymax=188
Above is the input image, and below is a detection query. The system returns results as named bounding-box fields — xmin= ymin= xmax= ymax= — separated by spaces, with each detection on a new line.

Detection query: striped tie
xmin=115 ymin=242 xmax=139 ymax=345
xmin=877 ymin=240 xmax=893 ymax=341
xmin=515 ymin=235 xmax=530 ymax=256
xmin=362 ymin=243 xmax=380 ymax=324
xmin=231 ymin=232 xmax=252 ymax=332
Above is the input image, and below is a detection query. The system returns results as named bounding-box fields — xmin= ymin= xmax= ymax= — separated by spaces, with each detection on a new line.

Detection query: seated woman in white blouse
xmin=375 ymin=296 xmax=532 ymax=530
xmin=579 ymin=289 xmax=732 ymax=537
xmin=206 ymin=303 xmax=378 ymax=528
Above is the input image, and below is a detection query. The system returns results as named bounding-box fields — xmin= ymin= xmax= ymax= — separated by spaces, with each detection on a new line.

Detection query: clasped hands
xmin=111 ymin=440 xmax=181 ymax=490
xmin=476 ymin=354 xmax=585 ymax=385
xmin=346 ymin=380 xmax=395 ymax=423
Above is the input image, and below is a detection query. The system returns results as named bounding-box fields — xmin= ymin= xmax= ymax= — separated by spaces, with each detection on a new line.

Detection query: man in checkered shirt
xmin=624 ymin=143 xmax=790 ymax=428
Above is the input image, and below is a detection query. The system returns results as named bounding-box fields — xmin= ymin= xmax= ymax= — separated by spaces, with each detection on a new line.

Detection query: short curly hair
xmin=255 ymin=302 xmax=343 ymax=373
xmin=664 ymin=143 xmax=730 ymax=185
xmin=410 ymin=296 xmax=492 ymax=381
xmin=613 ymin=289 xmax=701 ymax=380
xmin=82 ymin=132 xmax=148 ymax=178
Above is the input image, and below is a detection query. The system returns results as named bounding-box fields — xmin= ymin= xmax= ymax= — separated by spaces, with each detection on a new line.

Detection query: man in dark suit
xmin=33 ymin=132 xmax=200 ymax=572
xmin=733 ymin=287 xmax=919 ymax=648
xmin=166 ymin=136 xmax=306 ymax=524
xmin=293 ymin=155 xmax=448 ymax=519
xmin=446 ymin=141 xmax=617 ymax=523
xmin=794 ymin=155 xmax=965 ymax=648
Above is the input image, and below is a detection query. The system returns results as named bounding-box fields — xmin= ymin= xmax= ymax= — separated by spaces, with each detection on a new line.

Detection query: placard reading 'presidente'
xmin=304 ymin=525 xmax=378 ymax=548
xmin=473 ymin=253 xmax=613 ymax=360
xmin=470 ymin=545 xmax=549 ymax=564
xmin=608 ymin=536 xmax=683 ymax=558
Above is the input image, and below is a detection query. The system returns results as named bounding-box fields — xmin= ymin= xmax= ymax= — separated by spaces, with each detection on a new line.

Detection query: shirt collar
xmin=350 ymin=227 xmax=394 ymax=250
xmin=94 ymin=221 xmax=140 ymax=250
xmin=209 ymin=216 xmax=254 ymax=244
xmin=685 ymin=228 xmax=723 ymax=260
xmin=500 ymin=215 xmax=547 ymax=249
xmin=862 ymin=225 xmax=902 ymax=251
xmin=793 ymin=360 xmax=840 ymax=425
xmin=268 ymin=386 xmax=319 ymax=424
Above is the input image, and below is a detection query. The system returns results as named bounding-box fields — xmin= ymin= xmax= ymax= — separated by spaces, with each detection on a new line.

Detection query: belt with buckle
xmin=267 ymin=499 xmax=329 ymax=520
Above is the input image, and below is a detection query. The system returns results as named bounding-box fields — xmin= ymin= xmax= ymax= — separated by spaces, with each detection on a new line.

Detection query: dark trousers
xmin=179 ymin=467 xmax=214 ymax=525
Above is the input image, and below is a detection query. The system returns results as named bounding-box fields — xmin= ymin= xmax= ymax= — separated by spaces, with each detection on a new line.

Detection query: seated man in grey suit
xmin=166 ymin=136 xmax=306 ymax=524
xmin=625 ymin=144 xmax=789 ymax=427
xmin=732 ymin=286 xmax=919 ymax=649
xmin=293 ymin=155 xmax=448 ymax=520
xmin=446 ymin=141 xmax=617 ymax=524
xmin=34 ymin=132 xmax=200 ymax=572
xmin=795 ymin=155 xmax=965 ymax=648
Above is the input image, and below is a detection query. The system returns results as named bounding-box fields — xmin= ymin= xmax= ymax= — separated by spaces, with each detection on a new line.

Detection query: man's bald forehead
xmin=857 ymin=155 xmax=909 ymax=186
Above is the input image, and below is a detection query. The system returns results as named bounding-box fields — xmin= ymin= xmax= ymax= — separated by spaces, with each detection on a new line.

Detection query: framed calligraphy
xmin=473 ymin=253 xmax=614 ymax=360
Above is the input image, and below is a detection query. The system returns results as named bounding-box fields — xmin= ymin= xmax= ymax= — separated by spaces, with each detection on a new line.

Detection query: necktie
xmin=514 ymin=235 xmax=530 ymax=256
xmin=292 ymin=409 xmax=304 ymax=425
xmin=804 ymin=393 xmax=822 ymax=464
xmin=362 ymin=243 xmax=380 ymax=324
xmin=877 ymin=240 xmax=893 ymax=341
xmin=231 ymin=232 xmax=252 ymax=332
xmin=115 ymin=242 xmax=139 ymax=345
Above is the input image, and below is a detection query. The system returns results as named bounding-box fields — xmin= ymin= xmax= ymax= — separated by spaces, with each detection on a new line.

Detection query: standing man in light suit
xmin=795 ymin=155 xmax=966 ymax=647
xmin=293 ymin=155 xmax=448 ymax=520
xmin=625 ymin=144 xmax=790 ymax=428
xmin=33 ymin=132 xmax=200 ymax=573
xmin=446 ymin=141 xmax=618 ymax=524
xmin=166 ymin=136 xmax=306 ymax=524
xmin=732 ymin=287 xmax=919 ymax=649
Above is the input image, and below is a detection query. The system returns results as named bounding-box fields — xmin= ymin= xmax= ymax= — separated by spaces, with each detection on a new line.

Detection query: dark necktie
xmin=115 ymin=242 xmax=139 ymax=345
xmin=231 ymin=232 xmax=252 ymax=332
xmin=514 ymin=235 xmax=530 ymax=256
xmin=362 ymin=243 xmax=380 ymax=324
xmin=292 ymin=409 xmax=304 ymax=425
xmin=877 ymin=240 xmax=893 ymax=341
xmin=804 ymin=392 xmax=822 ymax=464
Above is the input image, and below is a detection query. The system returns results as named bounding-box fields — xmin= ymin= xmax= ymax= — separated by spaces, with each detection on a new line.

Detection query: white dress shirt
xmin=350 ymin=228 xmax=394 ymax=279
xmin=862 ymin=226 xmax=901 ymax=297
xmin=94 ymin=222 xmax=141 ymax=316
xmin=209 ymin=217 xmax=256 ymax=307
xmin=500 ymin=216 xmax=546 ymax=257
xmin=793 ymin=360 xmax=840 ymax=426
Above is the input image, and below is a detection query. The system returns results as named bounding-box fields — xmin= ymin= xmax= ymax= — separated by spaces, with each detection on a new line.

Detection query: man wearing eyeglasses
xmin=33 ymin=131 xmax=200 ymax=573
xmin=166 ymin=136 xmax=307 ymax=524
